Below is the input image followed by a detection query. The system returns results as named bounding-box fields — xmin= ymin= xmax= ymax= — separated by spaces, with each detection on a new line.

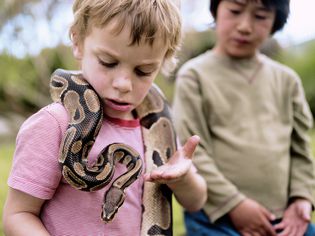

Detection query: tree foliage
xmin=0 ymin=0 xmax=38 ymax=28
xmin=277 ymin=41 xmax=315 ymax=118
xmin=0 ymin=0 xmax=314 ymax=120
xmin=0 ymin=45 xmax=76 ymax=117
xmin=0 ymin=0 xmax=64 ymax=29
xmin=0 ymin=0 xmax=71 ymax=58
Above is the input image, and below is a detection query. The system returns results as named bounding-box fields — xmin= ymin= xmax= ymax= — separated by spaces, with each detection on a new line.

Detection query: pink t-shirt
xmin=8 ymin=103 xmax=145 ymax=236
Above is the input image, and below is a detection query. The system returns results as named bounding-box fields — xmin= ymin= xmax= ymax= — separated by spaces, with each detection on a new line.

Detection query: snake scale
xmin=50 ymin=69 xmax=177 ymax=236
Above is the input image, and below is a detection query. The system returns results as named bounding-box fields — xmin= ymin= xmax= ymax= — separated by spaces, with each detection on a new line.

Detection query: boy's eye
xmin=229 ymin=9 xmax=241 ymax=15
xmin=255 ymin=14 xmax=267 ymax=20
xmin=98 ymin=59 xmax=117 ymax=68
xmin=135 ymin=68 xmax=152 ymax=77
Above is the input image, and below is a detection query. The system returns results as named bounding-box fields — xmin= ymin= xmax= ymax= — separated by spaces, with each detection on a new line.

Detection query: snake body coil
xmin=50 ymin=69 xmax=176 ymax=235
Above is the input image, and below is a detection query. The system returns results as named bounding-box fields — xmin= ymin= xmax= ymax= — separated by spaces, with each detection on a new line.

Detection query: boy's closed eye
xmin=97 ymin=57 xmax=156 ymax=77
xmin=135 ymin=64 xmax=159 ymax=77
xmin=255 ymin=14 xmax=267 ymax=20
xmin=254 ymin=9 xmax=274 ymax=20
xmin=98 ymin=58 xmax=118 ymax=68
xmin=134 ymin=68 xmax=153 ymax=77
xmin=226 ymin=2 xmax=243 ymax=15
xmin=230 ymin=9 xmax=241 ymax=15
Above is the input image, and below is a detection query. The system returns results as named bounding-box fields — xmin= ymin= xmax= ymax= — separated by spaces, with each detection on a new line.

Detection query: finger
xmin=144 ymin=173 xmax=168 ymax=184
xmin=265 ymin=226 xmax=277 ymax=236
xmin=182 ymin=135 xmax=200 ymax=159
xmin=251 ymin=232 xmax=260 ymax=236
xmin=145 ymin=166 xmax=183 ymax=183
xmin=143 ymin=167 xmax=165 ymax=181
xmin=148 ymin=169 xmax=165 ymax=180
xmin=242 ymin=231 xmax=251 ymax=236
xmin=259 ymin=207 xmax=277 ymax=236
xmin=143 ymin=173 xmax=157 ymax=182
xmin=300 ymin=207 xmax=311 ymax=222
xmin=288 ymin=226 xmax=297 ymax=236
xmin=274 ymin=222 xmax=286 ymax=231
xmin=261 ymin=206 xmax=276 ymax=221
xmin=253 ymin=227 xmax=265 ymax=236
xmin=278 ymin=225 xmax=291 ymax=236
xmin=261 ymin=219 xmax=277 ymax=236
xmin=258 ymin=211 xmax=277 ymax=236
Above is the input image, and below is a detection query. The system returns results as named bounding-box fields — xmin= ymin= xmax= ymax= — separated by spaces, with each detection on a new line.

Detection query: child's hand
xmin=229 ymin=198 xmax=277 ymax=236
xmin=143 ymin=135 xmax=200 ymax=186
xmin=144 ymin=135 xmax=207 ymax=212
xmin=274 ymin=198 xmax=311 ymax=236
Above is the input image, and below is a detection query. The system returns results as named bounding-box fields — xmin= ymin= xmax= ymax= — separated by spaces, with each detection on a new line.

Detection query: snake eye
xmin=51 ymin=80 xmax=65 ymax=88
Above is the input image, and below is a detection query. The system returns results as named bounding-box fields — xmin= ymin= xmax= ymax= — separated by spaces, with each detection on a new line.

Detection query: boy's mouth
xmin=233 ymin=38 xmax=251 ymax=45
xmin=105 ymin=99 xmax=132 ymax=112
xmin=108 ymin=99 xmax=128 ymax=105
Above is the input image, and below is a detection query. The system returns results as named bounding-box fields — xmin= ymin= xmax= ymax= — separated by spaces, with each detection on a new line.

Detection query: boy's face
xmin=72 ymin=21 xmax=168 ymax=120
xmin=213 ymin=0 xmax=275 ymax=58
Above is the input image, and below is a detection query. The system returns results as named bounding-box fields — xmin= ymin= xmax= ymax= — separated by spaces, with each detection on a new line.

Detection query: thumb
xmin=300 ymin=205 xmax=311 ymax=222
xmin=182 ymin=135 xmax=200 ymax=159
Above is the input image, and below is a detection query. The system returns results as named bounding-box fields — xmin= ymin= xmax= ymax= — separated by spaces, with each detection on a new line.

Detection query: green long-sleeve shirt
xmin=173 ymin=51 xmax=315 ymax=222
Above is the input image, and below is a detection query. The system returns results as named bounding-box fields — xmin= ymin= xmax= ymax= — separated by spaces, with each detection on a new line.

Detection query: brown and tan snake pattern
xmin=50 ymin=69 xmax=177 ymax=236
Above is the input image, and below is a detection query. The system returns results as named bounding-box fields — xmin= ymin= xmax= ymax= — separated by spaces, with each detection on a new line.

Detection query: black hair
xmin=209 ymin=0 xmax=290 ymax=34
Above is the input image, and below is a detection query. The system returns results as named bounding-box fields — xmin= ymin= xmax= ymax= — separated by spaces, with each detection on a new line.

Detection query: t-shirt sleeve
xmin=8 ymin=103 xmax=68 ymax=200
xmin=289 ymin=73 xmax=315 ymax=205
xmin=173 ymin=67 xmax=245 ymax=222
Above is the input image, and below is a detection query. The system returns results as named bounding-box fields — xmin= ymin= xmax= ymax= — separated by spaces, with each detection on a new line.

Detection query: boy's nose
xmin=237 ymin=14 xmax=253 ymax=35
xmin=112 ymin=74 xmax=132 ymax=93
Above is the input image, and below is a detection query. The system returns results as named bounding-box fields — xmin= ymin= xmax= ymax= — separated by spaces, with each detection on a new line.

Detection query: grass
xmin=0 ymin=143 xmax=15 ymax=236
xmin=1 ymin=130 xmax=315 ymax=236
xmin=311 ymin=131 xmax=315 ymax=223
xmin=173 ymin=198 xmax=185 ymax=236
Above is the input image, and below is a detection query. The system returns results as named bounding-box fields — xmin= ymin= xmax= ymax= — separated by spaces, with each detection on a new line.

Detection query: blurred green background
xmin=1 ymin=1 xmax=315 ymax=236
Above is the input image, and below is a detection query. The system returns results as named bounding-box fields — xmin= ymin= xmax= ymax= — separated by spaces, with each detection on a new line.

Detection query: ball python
xmin=50 ymin=69 xmax=177 ymax=235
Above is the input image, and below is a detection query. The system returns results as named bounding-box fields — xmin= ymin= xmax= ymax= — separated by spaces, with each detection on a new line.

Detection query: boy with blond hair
xmin=3 ymin=1 xmax=207 ymax=235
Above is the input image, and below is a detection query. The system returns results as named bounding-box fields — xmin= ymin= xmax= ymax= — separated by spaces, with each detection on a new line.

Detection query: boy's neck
xmin=212 ymin=47 xmax=259 ymax=61
xmin=104 ymin=113 xmax=140 ymax=127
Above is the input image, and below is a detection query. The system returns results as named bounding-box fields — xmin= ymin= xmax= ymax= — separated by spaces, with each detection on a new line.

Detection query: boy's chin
xmin=214 ymin=47 xmax=257 ymax=59
xmin=230 ymin=54 xmax=255 ymax=59
xmin=227 ymin=49 xmax=257 ymax=59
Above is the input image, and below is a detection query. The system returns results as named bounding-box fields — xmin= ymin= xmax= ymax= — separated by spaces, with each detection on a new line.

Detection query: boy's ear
xmin=71 ymin=32 xmax=83 ymax=60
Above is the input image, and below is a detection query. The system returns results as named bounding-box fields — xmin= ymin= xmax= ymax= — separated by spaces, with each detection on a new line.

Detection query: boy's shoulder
xmin=177 ymin=51 xmax=302 ymax=87
xmin=259 ymin=53 xmax=291 ymax=72
xmin=180 ymin=50 xmax=298 ymax=74
xmin=40 ymin=102 xmax=68 ymax=125
xmin=178 ymin=50 xmax=216 ymax=72
xmin=19 ymin=103 xmax=68 ymax=135
xmin=259 ymin=54 xmax=301 ymax=83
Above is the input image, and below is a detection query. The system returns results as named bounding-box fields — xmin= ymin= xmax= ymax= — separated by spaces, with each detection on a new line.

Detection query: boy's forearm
xmin=3 ymin=213 xmax=50 ymax=236
xmin=168 ymin=167 xmax=207 ymax=212
xmin=3 ymin=188 xmax=49 ymax=236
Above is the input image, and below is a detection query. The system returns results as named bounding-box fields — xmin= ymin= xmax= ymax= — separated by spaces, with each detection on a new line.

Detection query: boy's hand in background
xmin=274 ymin=198 xmax=311 ymax=236
xmin=229 ymin=198 xmax=277 ymax=236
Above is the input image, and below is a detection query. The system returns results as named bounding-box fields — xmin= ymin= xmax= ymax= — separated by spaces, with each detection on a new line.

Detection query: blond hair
xmin=70 ymin=0 xmax=182 ymax=73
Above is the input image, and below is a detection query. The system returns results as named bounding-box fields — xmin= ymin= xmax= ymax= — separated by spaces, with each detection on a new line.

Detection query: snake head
xmin=101 ymin=186 xmax=126 ymax=223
